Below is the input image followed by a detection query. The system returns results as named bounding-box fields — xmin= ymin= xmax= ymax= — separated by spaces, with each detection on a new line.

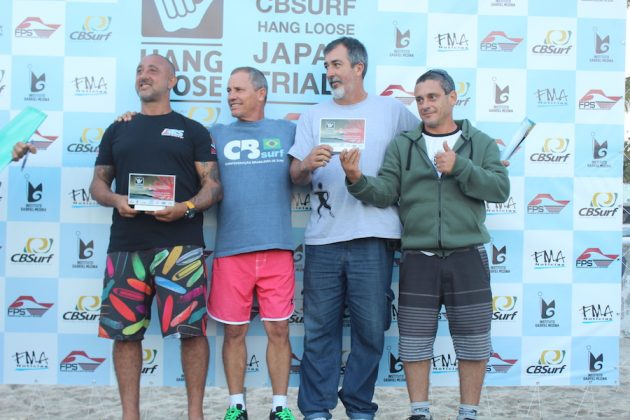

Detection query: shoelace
xmin=225 ymin=406 xmax=246 ymax=420
xmin=272 ymin=407 xmax=295 ymax=420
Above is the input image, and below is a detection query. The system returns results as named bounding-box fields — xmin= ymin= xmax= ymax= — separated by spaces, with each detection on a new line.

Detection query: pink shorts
xmin=207 ymin=250 xmax=295 ymax=324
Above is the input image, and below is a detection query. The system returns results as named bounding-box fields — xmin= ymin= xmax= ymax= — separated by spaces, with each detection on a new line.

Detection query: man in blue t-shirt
xmin=206 ymin=67 xmax=297 ymax=420
xmin=90 ymin=54 xmax=222 ymax=420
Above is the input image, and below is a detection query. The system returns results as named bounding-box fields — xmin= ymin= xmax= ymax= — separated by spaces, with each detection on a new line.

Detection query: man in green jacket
xmin=339 ymin=69 xmax=509 ymax=420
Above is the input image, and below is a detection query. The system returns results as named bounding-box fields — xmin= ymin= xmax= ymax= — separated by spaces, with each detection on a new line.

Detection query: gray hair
xmin=323 ymin=37 xmax=368 ymax=79
xmin=231 ymin=66 xmax=268 ymax=102
xmin=416 ymin=69 xmax=456 ymax=94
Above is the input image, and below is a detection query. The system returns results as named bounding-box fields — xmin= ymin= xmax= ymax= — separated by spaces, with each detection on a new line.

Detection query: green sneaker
xmin=224 ymin=404 xmax=248 ymax=420
xmin=269 ymin=406 xmax=295 ymax=420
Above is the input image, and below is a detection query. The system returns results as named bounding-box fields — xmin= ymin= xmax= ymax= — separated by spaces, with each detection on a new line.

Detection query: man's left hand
xmin=434 ymin=141 xmax=456 ymax=175
xmin=152 ymin=202 xmax=187 ymax=222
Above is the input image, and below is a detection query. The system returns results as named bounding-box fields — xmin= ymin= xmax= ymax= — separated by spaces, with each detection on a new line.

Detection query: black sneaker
xmin=269 ymin=406 xmax=295 ymax=420
xmin=224 ymin=404 xmax=248 ymax=420
xmin=408 ymin=414 xmax=433 ymax=420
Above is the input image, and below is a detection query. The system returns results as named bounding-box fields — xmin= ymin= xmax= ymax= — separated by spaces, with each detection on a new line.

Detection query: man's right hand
xmin=12 ymin=142 xmax=37 ymax=161
xmin=301 ymin=144 xmax=333 ymax=172
xmin=339 ymin=148 xmax=362 ymax=184
xmin=114 ymin=194 xmax=139 ymax=218
xmin=116 ymin=111 xmax=137 ymax=122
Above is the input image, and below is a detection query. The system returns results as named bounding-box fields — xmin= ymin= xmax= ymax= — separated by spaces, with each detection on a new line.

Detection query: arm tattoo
xmin=95 ymin=165 xmax=115 ymax=186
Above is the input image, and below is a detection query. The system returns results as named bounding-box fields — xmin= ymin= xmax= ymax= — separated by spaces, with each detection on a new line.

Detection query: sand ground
xmin=0 ymin=337 xmax=627 ymax=420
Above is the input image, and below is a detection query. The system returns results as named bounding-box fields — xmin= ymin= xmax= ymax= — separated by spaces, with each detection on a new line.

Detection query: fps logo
xmin=527 ymin=194 xmax=569 ymax=214
xmin=11 ymin=238 xmax=55 ymax=264
xmin=575 ymin=248 xmax=618 ymax=269
xmin=479 ymin=31 xmax=523 ymax=52
xmin=69 ymin=16 xmax=112 ymax=41
xmin=526 ymin=350 xmax=567 ymax=375
xmin=529 ymin=138 xmax=570 ymax=163
xmin=578 ymin=89 xmax=621 ymax=110
xmin=67 ymin=128 xmax=103 ymax=154
xmin=487 ymin=352 xmax=518 ymax=374
xmin=14 ymin=17 xmax=61 ymax=39
xmin=492 ymin=296 xmax=518 ymax=321
xmin=578 ymin=192 xmax=619 ymax=218
xmin=63 ymin=296 xmax=100 ymax=322
xmin=532 ymin=30 xmax=573 ymax=55
xmin=59 ymin=350 xmax=105 ymax=373
xmin=7 ymin=295 xmax=54 ymax=318
xmin=142 ymin=0 xmax=223 ymax=38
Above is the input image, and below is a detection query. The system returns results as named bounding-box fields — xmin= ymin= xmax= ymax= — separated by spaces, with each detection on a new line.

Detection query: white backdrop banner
xmin=0 ymin=0 xmax=624 ymax=387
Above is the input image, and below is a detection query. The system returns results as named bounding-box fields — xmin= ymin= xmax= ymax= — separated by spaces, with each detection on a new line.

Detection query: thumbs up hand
xmin=434 ymin=140 xmax=456 ymax=175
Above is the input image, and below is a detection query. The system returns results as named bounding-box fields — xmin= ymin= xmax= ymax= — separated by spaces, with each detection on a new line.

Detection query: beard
xmin=331 ymin=86 xmax=345 ymax=100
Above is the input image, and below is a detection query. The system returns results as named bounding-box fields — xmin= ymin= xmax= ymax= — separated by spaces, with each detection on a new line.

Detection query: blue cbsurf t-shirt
xmin=210 ymin=118 xmax=295 ymax=258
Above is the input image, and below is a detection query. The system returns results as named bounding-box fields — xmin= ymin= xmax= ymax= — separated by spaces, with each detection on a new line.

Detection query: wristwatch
xmin=183 ymin=200 xmax=197 ymax=219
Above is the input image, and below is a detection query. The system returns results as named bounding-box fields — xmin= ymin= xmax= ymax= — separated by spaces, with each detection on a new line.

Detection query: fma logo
xmin=69 ymin=16 xmax=112 ymax=41
xmin=578 ymin=192 xmax=619 ymax=218
xmin=15 ymin=17 xmax=61 ymax=39
xmin=580 ymin=303 xmax=613 ymax=324
xmin=59 ymin=350 xmax=105 ymax=373
xmin=11 ymin=238 xmax=55 ymax=264
xmin=63 ymin=296 xmax=100 ymax=321
xmin=431 ymin=352 xmax=458 ymax=374
xmin=578 ymin=89 xmax=621 ymax=110
xmin=7 ymin=295 xmax=54 ymax=317
xmin=69 ymin=186 xmax=99 ymax=208
xmin=575 ymin=248 xmax=618 ymax=268
xmin=435 ymin=32 xmax=469 ymax=52
xmin=487 ymin=352 xmax=517 ymax=374
xmin=492 ymin=296 xmax=518 ymax=321
xmin=526 ymin=350 xmax=567 ymax=375
xmin=246 ymin=354 xmax=261 ymax=373
xmin=531 ymin=30 xmax=573 ymax=55
xmin=67 ymin=128 xmax=103 ymax=153
xmin=534 ymin=87 xmax=568 ymax=107
xmin=527 ymin=194 xmax=569 ymax=214
xmin=72 ymin=75 xmax=108 ymax=96
xmin=380 ymin=85 xmax=415 ymax=105
xmin=479 ymin=31 xmax=523 ymax=52
xmin=531 ymin=249 xmax=566 ymax=269
xmin=142 ymin=0 xmax=223 ymax=38
xmin=12 ymin=350 xmax=49 ymax=371
xmin=486 ymin=196 xmax=517 ymax=215
xmin=291 ymin=191 xmax=311 ymax=212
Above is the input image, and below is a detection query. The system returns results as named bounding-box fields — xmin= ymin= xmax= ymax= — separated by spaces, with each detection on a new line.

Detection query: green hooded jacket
xmin=347 ymin=119 xmax=510 ymax=254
